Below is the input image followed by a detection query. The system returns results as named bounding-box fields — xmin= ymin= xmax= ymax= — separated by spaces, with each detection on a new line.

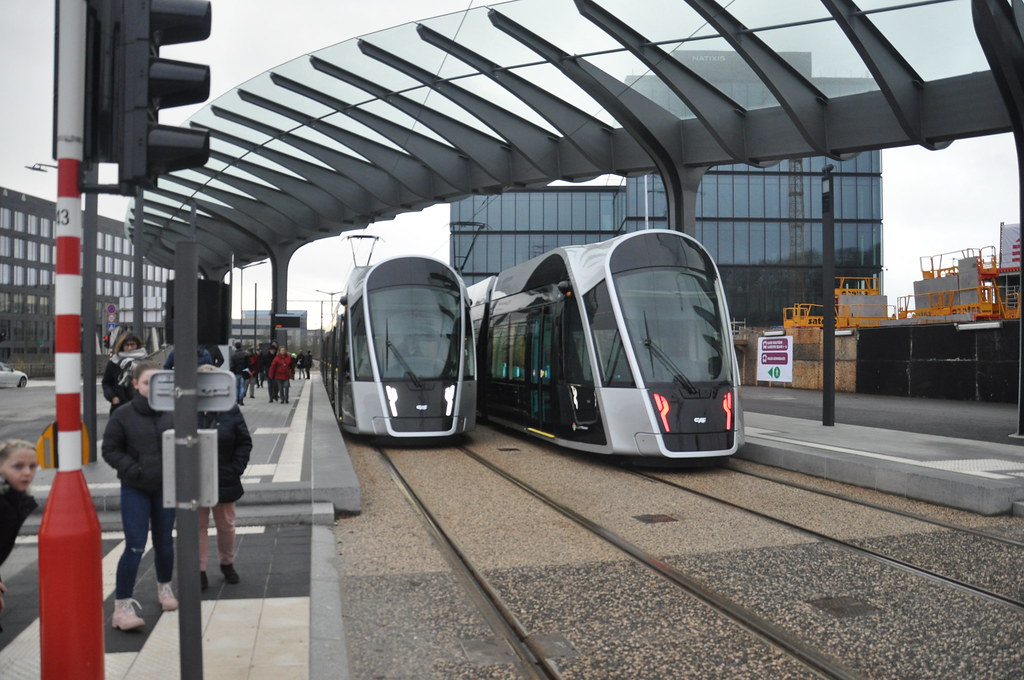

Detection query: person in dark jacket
xmin=162 ymin=345 xmax=213 ymax=369
xmin=101 ymin=333 xmax=147 ymax=413
xmin=102 ymin=360 xmax=177 ymax=631
xmin=0 ymin=440 xmax=38 ymax=618
xmin=196 ymin=365 xmax=252 ymax=590
xmin=228 ymin=341 xmax=249 ymax=406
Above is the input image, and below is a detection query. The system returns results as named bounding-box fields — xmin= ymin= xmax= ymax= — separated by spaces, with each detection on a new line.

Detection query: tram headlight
xmin=721 ymin=391 xmax=733 ymax=431
xmin=444 ymin=384 xmax=456 ymax=416
xmin=386 ymin=385 xmax=399 ymax=417
xmin=652 ymin=393 xmax=671 ymax=432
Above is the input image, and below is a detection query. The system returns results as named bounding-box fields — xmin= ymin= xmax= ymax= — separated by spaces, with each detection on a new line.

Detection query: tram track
xmin=633 ymin=468 xmax=1024 ymax=612
xmin=452 ymin=445 xmax=864 ymax=680
xmin=350 ymin=432 xmax=1024 ymax=679
xmin=375 ymin=444 xmax=564 ymax=680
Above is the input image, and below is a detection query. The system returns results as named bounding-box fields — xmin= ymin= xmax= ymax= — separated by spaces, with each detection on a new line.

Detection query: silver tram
xmin=469 ymin=229 xmax=744 ymax=458
xmin=321 ymin=255 xmax=476 ymax=438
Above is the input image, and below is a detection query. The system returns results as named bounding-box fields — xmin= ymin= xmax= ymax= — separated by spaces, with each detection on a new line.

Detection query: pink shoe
xmin=112 ymin=598 xmax=144 ymax=630
xmin=157 ymin=582 xmax=179 ymax=611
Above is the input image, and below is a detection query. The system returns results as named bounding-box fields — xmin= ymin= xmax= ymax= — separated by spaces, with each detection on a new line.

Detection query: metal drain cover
xmin=460 ymin=639 xmax=514 ymax=665
xmin=634 ymin=514 xmax=678 ymax=523
xmin=807 ymin=596 xmax=880 ymax=618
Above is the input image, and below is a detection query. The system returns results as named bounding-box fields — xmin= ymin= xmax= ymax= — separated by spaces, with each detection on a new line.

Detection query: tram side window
xmin=489 ymin=314 xmax=510 ymax=379
xmin=463 ymin=308 xmax=476 ymax=379
xmin=508 ymin=313 xmax=528 ymax=383
xmin=583 ymin=282 xmax=635 ymax=388
xmin=350 ymin=301 xmax=372 ymax=381
xmin=563 ymin=297 xmax=594 ymax=386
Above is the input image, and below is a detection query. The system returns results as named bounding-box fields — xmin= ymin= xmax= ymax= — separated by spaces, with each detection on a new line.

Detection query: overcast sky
xmin=1 ymin=1 xmax=1018 ymax=329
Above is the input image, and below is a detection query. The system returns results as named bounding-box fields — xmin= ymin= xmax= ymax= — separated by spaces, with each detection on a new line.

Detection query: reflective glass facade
xmin=451 ymin=149 xmax=882 ymax=327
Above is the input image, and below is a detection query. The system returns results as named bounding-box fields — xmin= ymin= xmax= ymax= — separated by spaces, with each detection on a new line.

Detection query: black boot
xmin=220 ymin=563 xmax=240 ymax=584
xmin=200 ymin=571 xmax=208 ymax=591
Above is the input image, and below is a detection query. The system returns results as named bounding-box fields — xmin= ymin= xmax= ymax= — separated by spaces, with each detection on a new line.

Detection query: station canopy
xmin=130 ymin=0 xmax=1011 ymax=276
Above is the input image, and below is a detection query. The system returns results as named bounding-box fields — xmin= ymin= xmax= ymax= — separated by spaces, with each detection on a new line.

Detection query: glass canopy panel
xmin=262 ymin=138 xmax=343 ymax=170
xmin=160 ymin=176 xmax=234 ymax=210
xmin=867 ymin=0 xmax=989 ymax=80
xmin=669 ymin=37 xmax=781 ymax=111
xmin=311 ymin=41 xmax=426 ymax=97
xmin=491 ymin=0 xmax=628 ymax=56
xmin=594 ymin=0 xmax=728 ymax=43
xmin=753 ymin=22 xmax=881 ymax=98
xmin=587 ymin=48 xmax=694 ymax=120
xmin=349 ymin=99 xmax=460 ymax=147
xmin=355 ymin=23 xmax=480 ymax=83
xmin=712 ymin=0 xmax=834 ymax=30
xmin=415 ymin=5 xmax=551 ymax=70
xmin=503 ymin=62 xmax=621 ymax=128
xmin=443 ymin=72 xmax=561 ymax=135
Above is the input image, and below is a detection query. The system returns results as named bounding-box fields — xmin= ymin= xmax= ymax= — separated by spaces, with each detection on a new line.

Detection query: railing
xmin=919 ymin=246 xmax=998 ymax=280
xmin=897 ymin=283 xmax=1009 ymax=320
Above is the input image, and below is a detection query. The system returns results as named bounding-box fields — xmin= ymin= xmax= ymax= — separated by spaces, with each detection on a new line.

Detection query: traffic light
xmin=116 ymin=0 xmax=212 ymax=189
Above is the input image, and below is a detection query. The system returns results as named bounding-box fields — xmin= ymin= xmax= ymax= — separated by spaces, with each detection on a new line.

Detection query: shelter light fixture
xmin=762 ymin=330 xmax=785 ymax=337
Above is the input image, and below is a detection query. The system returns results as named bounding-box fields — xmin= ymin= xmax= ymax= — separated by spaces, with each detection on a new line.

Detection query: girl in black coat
xmin=102 ymin=360 xmax=177 ymax=630
xmin=101 ymin=333 xmax=147 ymax=413
xmin=196 ymin=365 xmax=252 ymax=590
xmin=0 ymin=440 xmax=38 ymax=618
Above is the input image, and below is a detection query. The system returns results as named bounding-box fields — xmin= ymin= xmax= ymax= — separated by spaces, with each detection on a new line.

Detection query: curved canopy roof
xmin=131 ymin=0 xmax=1012 ymax=276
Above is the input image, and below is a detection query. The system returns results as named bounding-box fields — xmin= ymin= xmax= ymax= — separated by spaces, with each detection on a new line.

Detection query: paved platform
xmin=739 ymin=387 xmax=1024 ymax=516
xmin=0 ymin=374 xmax=356 ymax=679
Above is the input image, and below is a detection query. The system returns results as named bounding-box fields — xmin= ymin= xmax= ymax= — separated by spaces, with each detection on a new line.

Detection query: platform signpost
xmin=37 ymin=1 xmax=105 ymax=677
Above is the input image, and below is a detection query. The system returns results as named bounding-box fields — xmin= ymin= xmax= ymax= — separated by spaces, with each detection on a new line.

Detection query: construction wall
xmin=740 ymin=328 xmax=858 ymax=391
xmin=856 ymin=322 xmax=1019 ymax=402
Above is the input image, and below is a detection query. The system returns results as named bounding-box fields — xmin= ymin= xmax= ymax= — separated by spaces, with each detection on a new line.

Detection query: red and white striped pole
xmin=37 ymin=0 xmax=105 ymax=676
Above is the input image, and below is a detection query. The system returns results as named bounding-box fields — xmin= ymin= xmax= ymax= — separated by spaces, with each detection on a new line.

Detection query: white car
xmin=0 ymin=363 xmax=27 ymax=388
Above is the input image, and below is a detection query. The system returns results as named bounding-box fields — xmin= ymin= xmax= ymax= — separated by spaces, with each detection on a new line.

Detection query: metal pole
xmin=253 ymin=281 xmax=257 ymax=345
xmin=133 ymin=186 xmax=145 ymax=340
xmin=82 ymin=165 xmax=98 ymax=461
xmin=174 ymin=206 xmax=204 ymax=680
xmin=39 ymin=1 xmax=104 ymax=676
xmin=821 ymin=164 xmax=836 ymax=427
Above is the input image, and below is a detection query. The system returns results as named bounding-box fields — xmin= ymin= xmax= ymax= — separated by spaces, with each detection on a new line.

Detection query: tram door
xmin=527 ymin=305 xmax=557 ymax=429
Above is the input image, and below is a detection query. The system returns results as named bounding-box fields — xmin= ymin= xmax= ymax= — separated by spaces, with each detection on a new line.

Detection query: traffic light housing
xmin=82 ymin=0 xmax=212 ymax=193
xmin=118 ymin=0 xmax=211 ymax=189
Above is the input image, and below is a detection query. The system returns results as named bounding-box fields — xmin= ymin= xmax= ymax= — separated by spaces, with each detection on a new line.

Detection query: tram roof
xmin=129 ymin=0 xmax=1012 ymax=276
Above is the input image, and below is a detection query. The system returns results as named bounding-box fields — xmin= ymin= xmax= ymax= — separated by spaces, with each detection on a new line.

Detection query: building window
xmin=0 ymin=264 xmax=9 ymax=285
xmin=27 ymin=268 xmax=38 ymax=287
xmin=27 ymin=241 xmax=38 ymax=261
xmin=13 ymin=267 xmax=25 ymax=285
xmin=40 ymin=218 xmax=51 ymax=238
xmin=0 ymin=236 xmax=9 ymax=257
xmin=13 ymin=239 xmax=24 ymax=259
xmin=13 ymin=212 xmax=26 ymax=233
xmin=0 ymin=208 xmax=11 ymax=229
xmin=28 ymin=215 xmax=39 ymax=235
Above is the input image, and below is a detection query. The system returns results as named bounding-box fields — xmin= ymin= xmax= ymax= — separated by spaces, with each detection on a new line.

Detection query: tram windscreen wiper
xmin=642 ymin=312 xmax=698 ymax=394
xmin=385 ymin=339 xmax=423 ymax=389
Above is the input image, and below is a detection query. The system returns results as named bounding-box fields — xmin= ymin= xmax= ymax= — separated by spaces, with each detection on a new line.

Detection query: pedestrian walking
xmin=268 ymin=346 xmax=293 ymax=404
xmin=102 ymin=333 xmax=147 ymax=413
xmin=228 ymin=341 xmax=249 ymax=406
xmin=102 ymin=360 xmax=177 ymax=631
xmin=0 ymin=440 xmax=38 ymax=620
xmin=303 ymin=351 xmax=313 ymax=379
xmin=247 ymin=349 xmax=259 ymax=397
xmin=262 ymin=344 xmax=277 ymax=401
xmin=196 ymin=365 xmax=252 ymax=591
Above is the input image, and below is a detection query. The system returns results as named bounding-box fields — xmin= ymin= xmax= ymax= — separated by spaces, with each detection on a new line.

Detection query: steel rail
xmin=725 ymin=462 xmax=1024 ymax=550
xmin=639 ymin=471 xmax=1024 ymax=612
xmin=375 ymin=446 xmax=564 ymax=680
xmin=458 ymin=446 xmax=865 ymax=680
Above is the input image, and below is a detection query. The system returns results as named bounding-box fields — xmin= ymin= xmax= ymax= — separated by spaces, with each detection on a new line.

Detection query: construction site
xmin=737 ymin=234 xmax=1022 ymax=402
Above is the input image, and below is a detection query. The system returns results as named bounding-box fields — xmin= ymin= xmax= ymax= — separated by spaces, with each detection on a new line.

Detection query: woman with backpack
xmin=101 ymin=333 xmax=147 ymax=413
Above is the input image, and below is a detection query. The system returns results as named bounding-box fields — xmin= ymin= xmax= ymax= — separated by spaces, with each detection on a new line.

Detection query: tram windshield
xmin=614 ymin=267 xmax=731 ymax=385
xmin=368 ymin=286 xmax=463 ymax=381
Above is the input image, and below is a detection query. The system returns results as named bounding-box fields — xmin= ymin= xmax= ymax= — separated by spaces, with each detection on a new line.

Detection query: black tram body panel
xmin=469 ymin=230 xmax=744 ymax=458
xmin=321 ymin=256 xmax=476 ymax=438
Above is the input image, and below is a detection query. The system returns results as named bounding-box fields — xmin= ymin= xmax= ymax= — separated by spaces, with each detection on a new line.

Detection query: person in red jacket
xmin=267 ymin=346 xmax=294 ymax=404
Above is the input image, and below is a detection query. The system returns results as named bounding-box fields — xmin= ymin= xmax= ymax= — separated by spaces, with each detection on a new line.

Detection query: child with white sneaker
xmin=101 ymin=360 xmax=178 ymax=630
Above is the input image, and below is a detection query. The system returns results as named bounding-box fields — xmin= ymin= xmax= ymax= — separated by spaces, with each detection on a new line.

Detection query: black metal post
xmin=822 ymin=164 xmax=836 ymax=426
xmin=82 ymin=166 xmax=98 ymax=460
xmin=134 ymin=186 xmax=145 ymax=345
xmin=173 ymin=207 xmax=203 ymax=680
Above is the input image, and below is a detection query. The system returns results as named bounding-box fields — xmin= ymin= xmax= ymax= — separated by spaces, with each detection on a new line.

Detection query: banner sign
xmin=757 ymin=336 xmax=793 ymax=382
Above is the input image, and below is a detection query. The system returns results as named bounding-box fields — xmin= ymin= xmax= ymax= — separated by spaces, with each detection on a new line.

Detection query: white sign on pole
xmin=757 ymin=336 xmax=793 ymax=382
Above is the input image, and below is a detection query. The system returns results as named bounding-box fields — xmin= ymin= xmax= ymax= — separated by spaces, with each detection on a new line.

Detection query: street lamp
xmin=24 ymin=162 xmax=58 ymax=172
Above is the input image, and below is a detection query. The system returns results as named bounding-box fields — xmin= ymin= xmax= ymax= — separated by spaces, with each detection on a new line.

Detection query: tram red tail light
xmin=652 ymin=393 xmax=671 ymax=432
xmin=722 ymin=391 xmax=733 ymax=431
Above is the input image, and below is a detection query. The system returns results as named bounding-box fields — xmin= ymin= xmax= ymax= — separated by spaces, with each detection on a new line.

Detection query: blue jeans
xmin=236 ymin=374 xmax=247 ymax=401
xmin=116 ymin=483 xmax=176 ymax=599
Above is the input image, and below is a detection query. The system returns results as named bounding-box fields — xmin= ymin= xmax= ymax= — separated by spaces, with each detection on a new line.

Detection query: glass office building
xmin=0 ymin=186 xmax=170 ymax=361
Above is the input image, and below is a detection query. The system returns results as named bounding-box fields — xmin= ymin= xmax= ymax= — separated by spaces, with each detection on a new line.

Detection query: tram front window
xmin=369 ymin=286 xmax=462 ymax=381
xmin=614 ymin=268 xmax=730 ymax=386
